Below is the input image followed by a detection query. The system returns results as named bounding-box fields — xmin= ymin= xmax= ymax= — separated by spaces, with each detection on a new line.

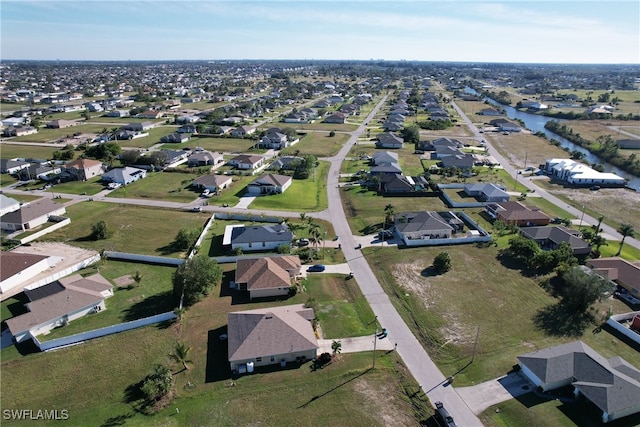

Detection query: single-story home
xmin=375 ymin=132 xmax=404 ymax=149
xmin=0 ymin=194 xmax=21 ymax=216
xmin=2 ymin=125 xmax=38 ymax=137
xmin=520 ymin=226 xmax=591 ymax=255
xmin=259 ymin=130 xmax=289 ymax=149
xmin=587 ymin=257 xmax=640 ymax=297
xmin=544 ymin=159 xmax=626 ymax=187
xmin=227 ymin=304 xmax=318 ymax=372
xmin=485 ymin=201 xmax=550 ymax=226
xmin=247 ymin=174 xmax=292 ymax=195
xmin=124 ymin=122 xmax=154 ymax=132
xmin=394 ymin=211 xmax=464 ymax=243
xmin=228 ymin=154 xmax=264 ymax=170
xmin=234 ymin=255 xmax=301 ymax=300
xmin=46 ymin=119 xmax=76 ymax=129
xmin=228 ymin=224 xmax=293 ymax=253
xmin=268 ymin=156 xmax=303 ymax=171
xmin=0 ymin=251 xmax=54 ymax=294
xmin=324 ymin=112 xmax=348 ymax=124
xmin=191 ymin=174 xmax=233 ymax=193
xmin=0 ymin=198 xmax=66 ymax=232
xmin=0 ymin=158 xmax=31 ymax=175
xmin=160 ymin=133 xmax=190 ymax=143
xmin=231 ymin=125 xmax=256 ymax=137
xmin=62 ymin=158 xmax=104 ymax=182
xmin=518 ymin=341 xmax=640 ymax=423
xmin=101 ymin=167 xmax=146 ymax=185
xmin=464 ymin=183 xmax=509 ymax=202
xmin=5 ymin=273 xmax=114 ymax=344
xmin=490 ymin=118 xmax=522 ymax=132
xmin=187 ymin=151 xmax=224 ymax=167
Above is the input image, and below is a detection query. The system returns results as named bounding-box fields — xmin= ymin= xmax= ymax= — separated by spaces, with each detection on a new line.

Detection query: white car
xmin=107 ymin=183 xmax=121 ymax=190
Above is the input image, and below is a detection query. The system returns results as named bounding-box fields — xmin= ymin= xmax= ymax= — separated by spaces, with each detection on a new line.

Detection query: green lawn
xmin=11 ymin=124 xmax=108 ymax=142
xmin=114 ymin=126 xmax=176 ymax=149
xmin=49 ymin=175 xmax=106 ymax=195
xmin=0 ymin=143 xmax=59 ymax=160
xmin=281 ymin=132 xmax=350 ymax=157
xmin=248 ymin=161 xmax=330 ymax=212
xmin=363 ymin=245 xmax=640 ymax=387
xmin=162 ymin=136 xmax=258 ymax=153
xmin=39 ymin=202 xmax=210 ymax=257
xmin=277 ymin=121 xmax=358 ymax=132
xmin=107 ymin=171 xmax=201 ymax=203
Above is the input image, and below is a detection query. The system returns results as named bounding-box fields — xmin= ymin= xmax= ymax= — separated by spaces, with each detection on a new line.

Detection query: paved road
xmin=450 ymin=100 xmax=640 ymax=251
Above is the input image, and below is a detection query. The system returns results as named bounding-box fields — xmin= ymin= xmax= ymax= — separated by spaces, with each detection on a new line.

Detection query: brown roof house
xmin=5 ymin=273 xmax=113 ymax=344
xmin=0 ymin=198 xmax=66 ymax=232
xmin=0 ymin=251 xmax=54 ymax=294
xmin=234 ymin=255 xmax=301 ymax=300
xmin=520 ymin=226 xmax=591 ymax=255
xmin=485 ymin=201 xmax=550 ymax=226
xmin=191 ymin=174 xmax=233 ymax=194
xmin=246 ymin=173 xmax=292 ymax=195
xmin=587 ymin=257 xmax=640 ymax=298
xmin=518 ymin=341 xmax=640 ymax=423
xmin=227 ymin=304 xmax=318 ymax=373
xmin=62 ymin=158 xmax=105 ymax=181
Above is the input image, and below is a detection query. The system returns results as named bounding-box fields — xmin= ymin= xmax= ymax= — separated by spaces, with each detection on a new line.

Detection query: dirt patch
xmin=391 ymin=263 xmax=434 ymax=305
xmin=353 ymin=377 xmax=416 ymax=427
xmin=114 ymin=275 xmax=134 ymax=287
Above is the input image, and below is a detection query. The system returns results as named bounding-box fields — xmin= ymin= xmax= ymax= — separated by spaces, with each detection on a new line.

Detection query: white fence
xmin=19 ymin=218 xmax=71 ymax=244
xmin=188 ymin=214 xmax=215 ymax=259
xmin=103 ymin=251 xmax=185 ymax=265
xmin=606 ymin=311 xmax=640 ymax=345
xmin=24 ymin=254 xmax=101 ymax=291
xmin=35 ymin=311 xmax=177 ymax=352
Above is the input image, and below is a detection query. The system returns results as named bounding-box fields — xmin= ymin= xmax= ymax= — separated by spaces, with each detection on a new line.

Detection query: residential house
xmin=101 ymin=167 xmax=146 ymax=185
xmin=1 ymin=117 xmax=26 ymax=127
xmin=46 ymin=119 xmax=76 ymax=129
xmin=520 ymin=226 xmax=591 ymax=255
xmin=176 ymin=115 xmax=199 ymax=124
xmin=0 ymin=159 xmax=31 ymax=175
xmin=247 ymin=174 xmax=292 ymax=195
xmin=0 ymin=251 xmax=54 ymax=294
xmin=485 ymin=201 xmax=550 ymax=226
xmin=228 ymin=154 xmax=264 ymax=170
xmin=234 ymin=256 xmax=301 ymax=300
xmin=0 ymin=195 xmax=20 ymax=216
xmin=417 ymin=137 xmax=463 ymax=153
xmin=124 ymin=122 xmax=154 ymax=131
xmin=380 ymin=174 xmax=429 ymax=193
xmin=440 ymin=154 xmax=475 ymax=169
xmin=61 ymin=158 xmax=104 ymax=182
xmin=324 ymin=112 xmax=348 ymax=124
xmin=394 ymin=211 xmax=464 ymax=243
xmin=479 ymin=108 xmax=502 ymax=116
xmin=177 ymin=124 xmax=197 ymax=134
xmin=137 ymin=110 xmax=163 ymax=119
xmin=227 ymin=304 xmax=318 ymax=372
xmin=587 ymin=257 xmax=640 ymax=298
xmin=187 ymin=151 xmax=224 ymax=167
xmin=5 ymin=274 xmax=114 ymax=344
xmin=228 ymin=223 xmax=294 ymax=252
xmin=463 ymin=183 xmax=509 ymax=202
xmin=490 ymin=118 xmax=522 ymax=132
xmin=518 ymin=341 xmax=640 ymax=423
xmin=160 ymin=133 xmax=190 ymax=143
xmin=544 ymin=159 xmax=626 ymax=187
xmin=0 ymin=198 xmax=66 ymax=232
xmin=371 ymin=151 xmax=399 ymax=166
xmin=160 ymin=150 xmax=189 ymax=166
xmin=375 ymin=132 xmax=404 ymax=149
xmin=231 ymin=125 xmax=257 ymax=138
xmin=191 ymin=174 xmax=233 ymax=193
xmin=616 ymin=139 xmax=640 ymax=149
xmin=268 ymin=156 xmax=303 ymax=171
xmin=105 ymin=110 xmax=130 ymax=118
xmin=259 ymin=130 xmax=289 ymax=149
xmin=2 ymin=126 xmax=38 ymax=137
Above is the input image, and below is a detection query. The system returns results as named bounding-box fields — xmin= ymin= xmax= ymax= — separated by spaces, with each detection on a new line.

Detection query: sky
xmin=1 ymin=1 xmax=639 ymax=64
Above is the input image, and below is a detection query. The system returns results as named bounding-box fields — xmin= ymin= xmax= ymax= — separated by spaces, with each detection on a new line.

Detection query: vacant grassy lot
xmin=114 ymin=126 xmax=177 ymax=149
xmin=277 ymin=121 xmax=358 ymax=132
xmin=249 ymin=161 xmax=330 ymax=212
xmin=563 ymin=120 xmax=640 ymax=159
xmin=281 ymin=131 xmax=350 ymax=157
xmin=0 ymin=143 xmax=60 ymax=160
xmin=364 ymin=244 xmax=640 ymax=387
xmin=107 ymin=170 xmax=202 ymax=203
xmin=39 ymin=202 xmax=210 ymax=256
xmin=49 ymin=175 xmax=106 ymax=195
xmin=11 ymin=124 xmax=107 ymax=143
xmin=488 ymin=131 xmax=569 ymax=169
xmin=162 ymin=136 xmax=259 ymax=153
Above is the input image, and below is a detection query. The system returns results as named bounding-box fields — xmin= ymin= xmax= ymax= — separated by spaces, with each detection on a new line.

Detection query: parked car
xmin=435 ymin=402 xmax=457 ymax=427
xmin=298 ymin=238 xmax=310 ymax=246
xmin=307 ymin=264 xmax=326 ymax=272
xmin=590 ymin=185 xmax=601 ymax=191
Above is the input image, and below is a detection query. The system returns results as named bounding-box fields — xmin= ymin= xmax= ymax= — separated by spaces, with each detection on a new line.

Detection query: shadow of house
xmin=205 ymin=326 xmax=233 ymax=383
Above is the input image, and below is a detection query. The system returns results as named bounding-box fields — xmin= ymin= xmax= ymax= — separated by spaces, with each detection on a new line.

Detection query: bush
xmin=432 ymin=252 xmax=452 ymax=274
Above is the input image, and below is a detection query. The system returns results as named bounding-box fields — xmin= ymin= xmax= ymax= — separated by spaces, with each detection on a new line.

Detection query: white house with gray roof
xmin=0 ymin=198 xmax=66 ymax=232
xmin=518 ymin=341 xmax=640 ymax=423
xmin=227 ymin=304 xmax=318 ymax=372
xmin=101 ymin=167 xmax=146 ymax=185
xmin=247 ymin=174 xmax=292 ymax=195
xmin=227 ymin=223 xmax=293 ymax=252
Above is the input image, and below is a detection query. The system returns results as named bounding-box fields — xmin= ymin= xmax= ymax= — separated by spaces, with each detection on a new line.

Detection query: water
xmin=464 ymin=87 xmax=640 ymax=190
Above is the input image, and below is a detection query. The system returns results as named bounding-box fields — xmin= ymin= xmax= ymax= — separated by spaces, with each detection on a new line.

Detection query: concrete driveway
xmin=318 ymin=335 xmax=395 ymax=354
xmin=456 ymin=372 xmax=533 ymax=414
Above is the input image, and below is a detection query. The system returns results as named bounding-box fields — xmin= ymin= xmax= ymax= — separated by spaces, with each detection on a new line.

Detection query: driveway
xmin=456 ymin=372 xmax=533 ymax=414
xmin=234 ymin=195 xmax=256 ymax=209
xmin=318 ymin=335 xmax=395 ymax=354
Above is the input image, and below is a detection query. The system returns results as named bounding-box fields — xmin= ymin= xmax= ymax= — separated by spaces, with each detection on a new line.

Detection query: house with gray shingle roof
xmin=394 ymin=211 xmax=464 ymax=243
xmin=234 ymin=256 xmax=301 ymax=300
xmin=0 ymin=194 xmax=20 ymax=216
xmin=4 ymin=273 xmax=113 ymax=344
xmin=101 ymin=166 xmax=146 ymax=185
xmin=518 ymin=341 xmax=640 ymax=423
xmin=192 ymin=174 xmax=233 ymax=193
xmin=520 ymin=226 xmax=591 ymax=255
xmin=187 ymin=150 xmax=224 ymax=168
xmin=227 ymin=304 xmax=318 ymax=372
xmin=247 ymin=174 xmax=292 ymax=195
xmin=375 ymin=132 xmax=404 ymax=149
xmin=229 ymin=224 xmax=293 ymax=252
xmin=463 ymin=183 xmax=509 ymax=202
xmin=0 ymin=198 xmax=66 ymax=232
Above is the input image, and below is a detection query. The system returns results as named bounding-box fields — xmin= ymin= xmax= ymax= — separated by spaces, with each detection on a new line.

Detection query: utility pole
xmin=579 ymin=204 xmax=586 ymax=229
xmin=370 ymin=316 xmax=378 ymax=369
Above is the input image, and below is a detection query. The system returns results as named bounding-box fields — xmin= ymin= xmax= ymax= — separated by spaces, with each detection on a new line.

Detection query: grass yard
xmin=48 ymin=175 xmax=106 ymax=195
xmin=163 ymin=136 xmax=259 ymax=153
xmin=363 ymin=245 xmax=640 ymax=387
xmin=489 ymin=131 xmax=569 ymax=170
xmin=11 ymin=124 xmax=108 ymax=143
xmin=114 ymin=126 xmax=177 ymax=149
xmin=107 ymin=171 xmax=201 ymax=203
xmin=248 ymin=161 xmax=330 ymax=212
xmin=281 ymin=131 xmax=350 ymax=157
xmin=39 ymin=202 xmax=210 ymax=257
xmin=39 ymin=261 xmax=177 ymax=341
xmin=0 ymin=143 xmax=59 ymax=160
xmin=276 ymin=121 xmax=358 ymax=133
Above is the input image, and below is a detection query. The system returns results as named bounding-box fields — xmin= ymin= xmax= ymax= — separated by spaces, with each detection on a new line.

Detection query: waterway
xmin=464 ymin=87 xmax=640 ymax=190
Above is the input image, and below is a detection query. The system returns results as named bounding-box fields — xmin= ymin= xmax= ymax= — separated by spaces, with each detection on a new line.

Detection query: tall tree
xmin=384 ymin=204 xmax=395 ymax=229
xmin=173 ymin=255 xmax=223 ymax=306
xmin=559 ymin=267 xmax=611 ymax=314
xmin=594 ymin=216 xmax=605 ymax=237
xmin=616 ymin=223 xmax=635 ymax=256
xmin=309 ymin=223 xmax=322 ymax=253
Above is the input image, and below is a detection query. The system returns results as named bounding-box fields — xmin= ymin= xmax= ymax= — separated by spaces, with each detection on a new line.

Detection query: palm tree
xmin=591 ymin=235 xmax=608 ymax=254
xmin=594 ymin=216 xmax=605 ymax=236
xmin=309 ymin=223 xmax=322 ymax=254
xmin=331 ymin=340 xmax=342 ymax=356
xmin=170 ymin=342 xmax=193 ymax=372
xmin=616 ymin=223 xmax=635 ymax=256
xmin=110 ymin=127 xmax=119 ymax=142
xmin=384 ymin=204 xmax=395 ymax=229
